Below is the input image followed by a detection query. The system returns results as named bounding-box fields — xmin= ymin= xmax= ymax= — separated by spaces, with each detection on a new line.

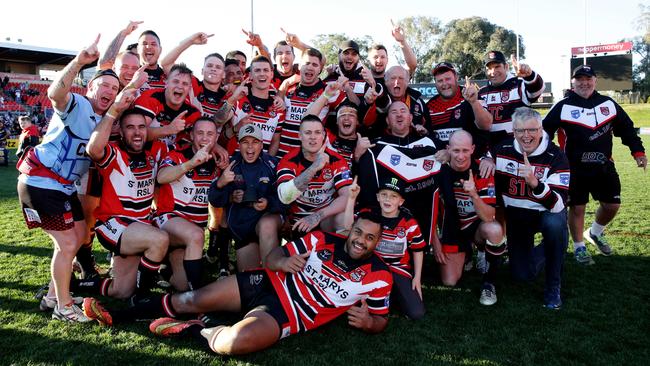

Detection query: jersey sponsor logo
xmin=534 ymin=166 xmax=545 ymax=180
xmin=242 ymin=102 xmax=251 ymax=113
xmin=560 ymin=173 xmax=570 ymax=185
xmin=423 ymin=159 xmax=434 ymax=171
xmin=64 ymin=201 xmax=71 ymax=211
xmin=571 ymin=109 xmax=580 ymax=119
xmin=349 ymin=267 xmax=366 ymax=282
xmin=390 ymin=154 xmax=401 ymax=166
xmin=501 ymin=91 xmax=510 ymax=102
xmin=341 ymin=170 xmax=351 ymax=180
xmin=600 ymin=106 xmax=610 ymax=116
xmin=581 ymin=151 xmax=607 ymax=163
xmin=487 ymin=183 xmax=496 ymax=197
xmin=304 ymin=263 xmax=350 ymax=298
xmin=505 ymin=162 xmax=516 ymax=174
xmin=23 ymin=208 xmax=41 ymax=223
xmin=454 ymin=109 xmax=461 ymax=119
xmin=317 ymin=249 xmax=332 ymax=261
xmin=259 ymin=176 xmax=270 ymax=184
xmin=250 ymin=273 xmax=263 ymax=285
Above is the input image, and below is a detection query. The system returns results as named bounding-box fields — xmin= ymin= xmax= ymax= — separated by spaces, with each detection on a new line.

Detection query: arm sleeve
xmin=356 ymin=149 xmax=379 ymax=208
xmin=613 ymin=102 xmax=645 ymax=157
xmin=531 ymin=151 xmax=570 ymax=213
xmin=542 ymin=102 xmax=562 ymax=141
xmin=208 ymin=177 xmax=233 ymax=208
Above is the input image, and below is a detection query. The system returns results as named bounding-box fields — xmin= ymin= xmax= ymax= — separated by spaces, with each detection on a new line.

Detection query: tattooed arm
xmin=98 ymin=21 xmax=143 ymax=70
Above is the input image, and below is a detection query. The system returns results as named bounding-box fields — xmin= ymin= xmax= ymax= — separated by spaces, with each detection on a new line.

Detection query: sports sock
xmin=573 ymin=240 xmax=586 ymax=250
xmin=483 ymin=253 xmax=502 ymax=285
xmin=216 ymin=227 xmax=232 ymax=271
xmin=207 ymin=229 xmax=219 ymax=258
xmin=113 ymin=293 xmax=174 ymax=323
xmin=70 ymin=278 xmax=113 ymax=296
xmin=183 ymin=259 xmax=203 ymax=290
xmin=136 ymin=256 xmax=162 ymax=295
xmin=75 ymin=240 xmax=98 ymax=277
xmin=590 ymin=222 xmax=606 ymax=237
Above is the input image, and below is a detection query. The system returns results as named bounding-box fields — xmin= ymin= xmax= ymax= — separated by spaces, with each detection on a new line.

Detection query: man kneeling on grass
xmin=83 ymin=212 xmax=393 ymax=355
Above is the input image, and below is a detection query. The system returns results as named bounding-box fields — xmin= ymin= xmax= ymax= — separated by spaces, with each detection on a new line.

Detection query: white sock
xmin=573 ymin=241 xmax=586 ymax=250
xmin=590 ymin=222 xmax=606 ymax=237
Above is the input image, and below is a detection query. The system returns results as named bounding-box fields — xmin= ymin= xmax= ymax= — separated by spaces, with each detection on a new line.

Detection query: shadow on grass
xmin=0 ymin=242 xmax=52 ymax=259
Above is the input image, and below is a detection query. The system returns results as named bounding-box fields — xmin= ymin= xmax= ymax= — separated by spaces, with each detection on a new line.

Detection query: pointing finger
xmin=352 ymin=176 xmax=358 ymax=185
xmin=300 ymin=251 xmax=311 ymax=258
xmin=465 ymin=76 xmax=470 ymax=87
xmin=510 ymin=54 xmax=518 ymax=68
xmin=241 ymin=29 xmax=250 ymax=36
xmin=468 ymin=169 xmax=474 ymax=182
xmin=280 ymin=27 xmax=287 ymax=34
xmin=523 ymin=152 xmax=530 ymax=165
xmin=93 ymin=33 xmax=101 ymax=46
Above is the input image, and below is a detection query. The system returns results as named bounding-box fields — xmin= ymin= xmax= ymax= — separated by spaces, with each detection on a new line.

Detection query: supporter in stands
xmin=16 ymin=115 xmax=39 ymax=158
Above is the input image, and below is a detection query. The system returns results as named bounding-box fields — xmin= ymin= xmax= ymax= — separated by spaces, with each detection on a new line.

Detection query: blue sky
xmin=3 ymin=0 xmax=645 ymax=96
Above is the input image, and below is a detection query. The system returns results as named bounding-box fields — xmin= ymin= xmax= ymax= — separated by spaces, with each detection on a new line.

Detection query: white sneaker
xmin=479 ymin=283 xmax=497 ymax=306
xmin=52 ymin=303 xmax=91 ymax=322
xmin=39 ymin=295 xmax=83 ymax=312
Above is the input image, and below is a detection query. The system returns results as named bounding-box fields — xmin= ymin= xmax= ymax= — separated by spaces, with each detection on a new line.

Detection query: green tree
xmin=433 ymin=17 xmax=524 ymax=80
xmin=633 ymin=4 xmax=650 ymax=101
xmin=391 ymin=16 xmax=442 ymax=82
xmin=310 ymin=33 xmax=374 ymax=73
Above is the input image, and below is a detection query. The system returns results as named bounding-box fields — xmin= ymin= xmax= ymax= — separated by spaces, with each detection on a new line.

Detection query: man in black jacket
xmin=543 ymin=65 xmax=646 ymax=265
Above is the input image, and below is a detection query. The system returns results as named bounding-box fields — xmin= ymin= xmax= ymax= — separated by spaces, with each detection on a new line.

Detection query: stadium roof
xmin=0 ymin=42 xmax=95 ymax=68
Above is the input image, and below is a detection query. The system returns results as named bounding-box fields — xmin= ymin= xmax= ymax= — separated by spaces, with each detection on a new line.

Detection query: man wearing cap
xmin=324 ymin=40 xmax=372 ymax=101
xmin=208 ymin=124 xmax=283 ymax=271
xmin=478 ymin=51 xmax=544 ymax=146
xmin=17 ymin=37 xmax=121 ymax=321
xmin=494 ymin=107 xmax=570 ymax=309
xmin=543 ymin=65 xmax=646 ymax=265
xmin=426 ymin=62 xmax=492 ymax=156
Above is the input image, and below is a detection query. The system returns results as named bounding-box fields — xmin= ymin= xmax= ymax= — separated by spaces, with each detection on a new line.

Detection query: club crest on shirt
xmin=560 ymin=173 xmax=570 ymax=185
xmin=350 ymin=267 xmax=366 ymax=282
xmin=321 ymin=168 xmax=333 ymax=180
xmin=501 ymin=91 xmax=510 ymax=102
xmin=423 ymin=159 xmax=434 ymax=171
xmin=397 ymin=227 xmax=406 ymax=238
xmin=600 ymin=106 xmax=610 ymax=116
xmin=390 ymin=154 xmax=401 ymax=166
xmin=242 ymin=102 xmax=251 ymax=113
xmin=534 ymin=166 xmax=545 ymax=180
xmin=454 ymin=109 xmax=461 ymax=119
xmin=571 ymin=109 xmax=580 ymax=119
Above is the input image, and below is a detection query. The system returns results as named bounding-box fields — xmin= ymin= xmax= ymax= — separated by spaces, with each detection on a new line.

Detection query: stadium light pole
xmin=250 ymin=0 xmax=255 ymax=58
xmin=583 ymin=0 xmax=587 ymax=65
xmin=515 ymin=0 xmax=520 ymax=61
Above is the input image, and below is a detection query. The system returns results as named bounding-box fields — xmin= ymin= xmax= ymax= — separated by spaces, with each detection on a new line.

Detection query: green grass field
xmin=1 ymin=130 xmax=649 ymax=364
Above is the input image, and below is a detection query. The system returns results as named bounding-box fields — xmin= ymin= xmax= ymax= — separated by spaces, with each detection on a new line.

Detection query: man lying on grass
xmin=83 ymin=212 xmax=393 ymax=355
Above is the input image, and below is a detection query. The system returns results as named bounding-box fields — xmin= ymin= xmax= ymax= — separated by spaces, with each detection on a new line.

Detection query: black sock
xmin=112 ymin=293 xmax=173 ymax=323
xmin=136 ymin=256 xmax=162 ymax=295
xmin=70 ymin=278 xmax=112 ymax=295
xmin=207 ymin=229 xmax=219 ymax=257
xmin=186 ymin=324 xmax=212 ymax=352
xmin=216 ymin=227 xmax=231 ymax=270
xmin=483 ymin=253 xmax=502 ymax=285
xmin=75 ymin=240 xmax=98 ymax=276
xmin=183 ymin=259 xmax=203 ymax=290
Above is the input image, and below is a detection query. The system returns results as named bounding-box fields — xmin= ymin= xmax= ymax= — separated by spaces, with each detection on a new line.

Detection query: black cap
xmin=339 ymin=40 xmax=360 ymax=54
xmin=90 ymin=68 xmax=119 ymax=83
xmin=432 ymin=62 xmax=456 ymax=76
xmin=484 ymin=51 xmax=507 ymax=66
xmin=379 ymin=177 xmax=403 ymax=195
xmin=572 ymin=64 xmax=596 ymax=78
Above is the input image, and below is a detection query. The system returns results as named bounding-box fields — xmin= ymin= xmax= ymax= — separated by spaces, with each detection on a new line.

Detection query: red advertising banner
xmin=571 ymin=42 xmax=633 ymax=56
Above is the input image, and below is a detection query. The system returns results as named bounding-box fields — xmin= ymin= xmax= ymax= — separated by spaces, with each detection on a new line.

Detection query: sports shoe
xmin=203 ymin=252 xmax=218 ymax=264
xmin=476 ymin=251 xmax=489 ymax=274
xmin=218 ymin=268 xmax=229 ymax=279
xmin=39 ymin=295 xmax=83 ymax=312
xmin=479 ymin=283 xmax=497 ymax=306
xmin=584 ymin=229 xmax=612 ymax=256
xmin=34 ymin=284 xmax=49 ymax=301
xmin=82 ymin=297 xmax=113 ymax=326
xmin=52 ymin=303 xmax=91 ymax=322
xmin=543 ymin=286 xmax=562 ymax=310
xmin=150 ymin=317 xmax=204 ymax=337
xmin=574 ymin=246 xmax=595 ymax=265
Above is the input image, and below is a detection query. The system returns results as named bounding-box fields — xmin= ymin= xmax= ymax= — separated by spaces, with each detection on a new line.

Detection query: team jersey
xmin=373 ymin=209 xmax=426 ymax=278
xmin=143 ymin=65 xmax=166 ymax=90
xmin=324 ymin=64 xmax=368 ymax=98
xmin=356 ymin=134 xmax=458 ymax=246
xmin=327 ymin=135 xmax=356 ymax=170
xmin=93 ymin=140 xmax=168 ymax=222
xmin=276 ymin=147 xmax=352 ymax=223
xmin=134 ymin=89 xmax=201 ymax=147
xmin=542 ymin=90 xmax=645 ymax=166
xmin=155 ymin=146 xmax=218 ymax=226
xmin=232 ymin=87 xmax=284 ymax=152
xmin=267 ymin=230 xmax=392 ymax=335
xmin=19 ymin=93 xmax=102 ymax=194
xmin=191 ymin=76 xmax=227 ymax=119
xmin=494 ymin=133 xmax=570 ymax=213
xmin=270 ymin=64 xmax=299 ymax=90
xmin=277 ymin=81 xmax=342 ymax=158
xmin=426 ymin=87 xmax=490 ymax=156
xmin=365 ymin=88 xmax=431 ymax=140
xmin=449 ymin=163 xmax=496 ymax=230
xmin=478 ymin=72 xmax=544 ymax=145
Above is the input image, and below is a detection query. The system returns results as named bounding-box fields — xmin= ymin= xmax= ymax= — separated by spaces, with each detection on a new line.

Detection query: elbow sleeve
xmin=278 ymin=180 xmax=301 ymax=204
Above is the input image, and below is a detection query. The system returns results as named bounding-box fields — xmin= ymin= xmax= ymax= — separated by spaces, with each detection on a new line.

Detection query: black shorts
xmin=17 ymin=181 xmax=84 ymax=231
xmin=95 ymin=216 xmax=144 ymax=256
xmin=568 ymin=162 xmax=621 ymax=206
xmin=236 ymin=270 xmax=290 ymax=338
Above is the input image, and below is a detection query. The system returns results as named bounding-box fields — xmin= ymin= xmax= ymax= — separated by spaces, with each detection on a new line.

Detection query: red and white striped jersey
xmin=276 ymin=147 xmax=352 ymax=223
xmin=143 ymin=65 xmax=166 ymax=91
xmin=232 ymin=90 xmax=284 ymax=153
xmin=373 ymin=209 xmax=426 ymax=278
xmin=277 ymin=81 xmax=343 ymax=158
xmin=450 ymin=164 xmax=496 ymax=230
xmin=191 ymin=76 xmax=227 ymax=119
xmin=94 ymin=141 xmax=168 ymax=222
xmin=155 ymin=146 xmax=218 ymax=226
xmin=267 ymin=230 xmax=393 ymax=335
